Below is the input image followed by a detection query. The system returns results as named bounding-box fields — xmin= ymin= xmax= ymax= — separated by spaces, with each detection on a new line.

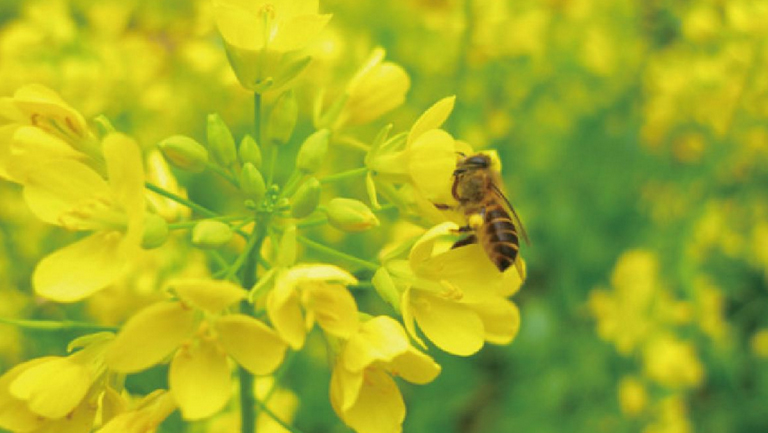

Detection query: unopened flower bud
xmin=158 ymin=135 xmax=209 ymax=173
xmin=324 ymin=198 xmax=379 ymax=232
xmin=207 ymin=113 xmax=237 ymax=167
xmin=268 ymin=90 xmax=298 ymax=145
xmin=239 ymin=134 xmax=262 ymax=168
xmin=141 ymin=214 xmax=169 ymax=249
xmin=291 ymin=177 xmax=321 ymax=218
xmin=372 ymin=267 xmax=401 ymax=312
xmin=296 ymin=129 xmax=330 ymax=174
xmin=276 ymin=225 xmax=297 ymax=267
xmin=192 ymin=220 xmax=233 ymax=249
xmin=239 ymin=163 xmax=266 ymax=202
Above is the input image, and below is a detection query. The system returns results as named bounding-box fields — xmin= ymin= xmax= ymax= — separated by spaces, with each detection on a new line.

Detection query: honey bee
xmin=448 ymin=153 xmax=529 ymax=275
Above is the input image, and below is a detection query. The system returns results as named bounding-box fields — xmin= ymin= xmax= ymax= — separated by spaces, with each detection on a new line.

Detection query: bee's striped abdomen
xmin=481 ymin=204 xmax=519 ymax=272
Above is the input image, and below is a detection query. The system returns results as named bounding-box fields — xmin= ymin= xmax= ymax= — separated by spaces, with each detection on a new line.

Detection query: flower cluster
xmin=0 ymin=0 xmax=526 ymax=432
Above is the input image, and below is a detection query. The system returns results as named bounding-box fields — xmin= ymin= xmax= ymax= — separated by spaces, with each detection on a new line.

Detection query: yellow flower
xmin=213 ymin=0 xmax=332 ymax=91
xmin=0 ymin=84 xmax=102 ymax=183
xmin=332 ymin=47 xmax=410 ymax=128
xmin=96 ymin=390 xmax=176 ymax=433
xmin=0 ymin=332 xmax=113 ymax=432
xmin=588 ymin=250 xmax=659 ymax=354
xmin=365 ymin=96 xmax=459 ymax=206
xmin=105 ymin=279 xmax=288 ymax=420
xmin=642 ymin=334 xmax=704 ymax=389
xmin=267 ymin=264 xmax=359 ymax=349
xmin=330 ymin=316 xmax=440 ymax=433
xmin=22 ymin=133 xmax=145 ymax=302
xmin=381 ymin=222 xmax=523 ymax=356
xmin=618 ymin=376 xmax=648 ymax=417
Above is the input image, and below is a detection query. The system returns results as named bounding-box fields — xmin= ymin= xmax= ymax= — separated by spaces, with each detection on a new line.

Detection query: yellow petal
xmin=106 ymin=301 xmax=196 ymax=373
xmin=0 ymin=358 xmax=49 ymax=432
xmin=410 ymin=292 xmax=484 ymax=356
xmin=213 ymin=0 xmax=267 ymax=50
xmin=171 ymin=279 xmax=247 ymax=314
xmin=330 ymin=362 xmax=363 ymax=414
xmin=267 ymin=277 xmax=306 ymax=349
xmin=278 ymin=0 xmax=320 ymax=18
xmin=400 ymin=288 xmax=427 ymax=349
xmin=420 ymin=243 xmax=510 ymax=302
xmin=7 ymin=125 xmax=82 ymax=182
xmin=33 ymin=231 xmax=126 ymax=303
xmin=9 ymin=357 xmax=90 ymax=419
xmin=216 ymin=314 xmax=287 ymax=375
xmin=103 ymin=133 xmax=145 ymax=220
xmin=271 ymin=14 xmax=332 ymax=52
xmin=305 ymin=284 xmax=359 ymax=339
xmin=338 ymin=368 xmax=405 ymax=433
xmin=473 ymin=298 xmax=520 ymax=345
xmin=389 ymin=348 xmax=441 ymax=385
xmin=11 ymin=84 xmax=88 ymax=138
xmin=170 ymin=339 xmax=231 ymax=420
xmin=407 ymin=96 xmax=455 ymax=145
xmin=23 ymin=158 xmax=112 ymax=226
xmin=408 ymin=222 xmax=458 ymax=268
xmin=407 ymin=129 xmax=456 ymax=201
xmin=286 ymin=263 xmax=358 ymax=286
xmin=343 ymin=316 xmax=410 ymax=372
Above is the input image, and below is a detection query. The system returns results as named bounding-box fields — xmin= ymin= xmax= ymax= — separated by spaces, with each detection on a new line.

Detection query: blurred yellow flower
xmin=750 ymin=329 xmax=768 ymax=358
xmin=0 ymin=332 xmax=113 ymax=432
xmin=96 ymin=390 xmax=176 ymax=433
xmin=213 ymin=0 xmax=332 ymax=91
xmin=105 ymin=279 xmax=288 ymax=420
xmin=381 ymin=222 xmax=522 ymax=356
xmin=23 ymin=133 xmax=145 ymax=302
xmin=330 ymin=316 xmax=440 ymax=433
xmin=642 ymin=334 xmax=704 ymax=389
xmin=618 ymin=376 xmax=648 ymax=417
xmin=267 ymin=264 xmax=359 ymax=349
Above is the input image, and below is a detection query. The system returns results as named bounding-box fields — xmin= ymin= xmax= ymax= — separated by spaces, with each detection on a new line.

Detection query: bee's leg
xmin=452 ymin=234 xmax=477 ymax=249
xmin=434 ymin=203 xmax=452 ymax=210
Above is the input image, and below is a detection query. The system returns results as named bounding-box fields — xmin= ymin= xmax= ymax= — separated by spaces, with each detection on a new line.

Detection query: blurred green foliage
xmin=1 ymin=0 xmax=768 ymax=432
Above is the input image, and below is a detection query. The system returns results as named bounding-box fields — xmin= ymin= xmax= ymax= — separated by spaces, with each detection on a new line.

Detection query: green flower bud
xmin=207 ymin=113 xmax=237 ymax=167
xmin=158 ymin=135 xmax=209 ymax=173
xmin=268 ymin=90 xmax=298 ymax=146
xmin=372 ymin=267 xmax=401 ymax=312
xmin=276 ymin=225 xmax=297 ymax=267
xmin=239 ymin=134 xmax=262 ymax=168
xmin=191 ymin=220 xmax=233 ymax=249
xmin=239 ymin=163 xmax=266 ymax=202
xmin=324 ymin=198 xmax=379 ymax=232
xmin=141 ymin=213 xmax=169 ymax=249
xmin=291 ymin=177 xmax=321 ymax=218
xmin=296 ymin=129 xmax=330 ymax=174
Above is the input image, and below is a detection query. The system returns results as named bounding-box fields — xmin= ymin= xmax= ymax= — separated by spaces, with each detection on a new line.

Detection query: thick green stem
xmin=145 ymin=183 xmax=218 ymax=217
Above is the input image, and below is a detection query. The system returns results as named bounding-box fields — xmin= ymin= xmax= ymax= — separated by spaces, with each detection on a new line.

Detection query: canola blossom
xmin=1 ymin=0 xmax=767 ymax=432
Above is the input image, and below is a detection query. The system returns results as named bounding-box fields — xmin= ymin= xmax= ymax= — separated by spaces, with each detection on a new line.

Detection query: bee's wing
xmin=491 ymin=183 xmax=530 ymax=245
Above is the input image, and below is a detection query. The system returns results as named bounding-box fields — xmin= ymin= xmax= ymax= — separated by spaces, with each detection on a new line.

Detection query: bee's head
xmin=454 ymin=153 xmax=493 ymax=176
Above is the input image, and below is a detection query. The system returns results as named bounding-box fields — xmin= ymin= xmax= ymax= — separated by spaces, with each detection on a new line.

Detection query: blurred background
xmin=1 ymin=0 xmax=768 ymax=432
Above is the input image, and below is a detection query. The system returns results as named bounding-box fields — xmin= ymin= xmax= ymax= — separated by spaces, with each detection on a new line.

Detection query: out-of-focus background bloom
xmin=1 ymin=0 xmax=768 ymax=431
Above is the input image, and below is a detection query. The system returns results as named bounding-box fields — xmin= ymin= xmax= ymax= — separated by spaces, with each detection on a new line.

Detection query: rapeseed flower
xmin=267 ymin=264 xmax=359 ymax=349
xmin=379 ymin=222 xmax=522 ymax=356
xmin=213 ymin=0 xmax=332 ymax=91
xmin=22 ymin=133 xmax=145 ymax=302
xmin=0 ymin=332 xmax=113 ymax=432
xmin=330 ymin=316 xmax=440 ymax=433
xmin=96 ymin=390 xmax=176 ymax=433
xmin=105 ymin=279 xmax=288 ymax=420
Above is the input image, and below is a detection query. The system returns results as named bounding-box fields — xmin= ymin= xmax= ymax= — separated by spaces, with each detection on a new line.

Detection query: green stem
xmin=0 ymin=317 xmax=117 ymax=332
xmin=297 ymin=235 xmax=379 ymax=271
xmin=319 ymin=167 xmax=368 ymax=184
xmin=167 ymin=215 xmax=249 ymax=230
xmin=206 ymin=161 xmax=238 ymax=185
xmin=256 ymin=399 xmax=304 ymax=433
xmin=266 ymin=145 xmax=279 ymax=188
xmin=254 ymin=92 xmax=262 ymax=145
xmin=145 ymin=183 xmax=218 ymax=217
